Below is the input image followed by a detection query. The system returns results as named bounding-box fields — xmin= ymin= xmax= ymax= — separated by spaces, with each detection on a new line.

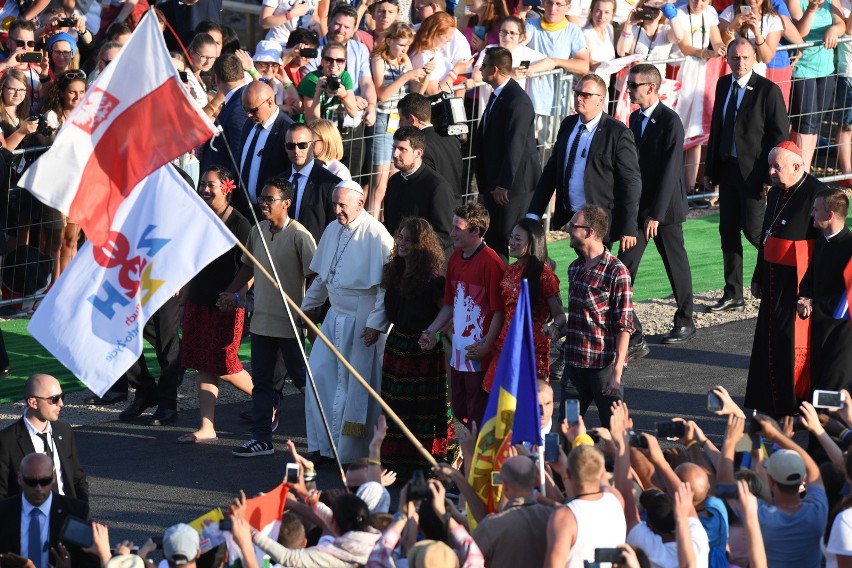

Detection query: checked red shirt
xmin=563 ymin=249 xmax=634 ymax=369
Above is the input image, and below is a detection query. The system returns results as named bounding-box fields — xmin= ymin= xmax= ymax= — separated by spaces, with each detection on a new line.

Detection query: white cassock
xmin=301 ymin=209 xmax=394 ymax=462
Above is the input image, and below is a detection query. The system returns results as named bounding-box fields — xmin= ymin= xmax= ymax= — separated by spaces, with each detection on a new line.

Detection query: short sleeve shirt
xmin=526 ymin=19 xmax=587 ymax=116
xmin=756 ymin=484 xmax=828 ymax=568
xmin=298 ymin=69 xmax=355 ymax=120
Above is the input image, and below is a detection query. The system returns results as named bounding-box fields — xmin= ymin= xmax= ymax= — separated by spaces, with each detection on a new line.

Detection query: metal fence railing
xmin=3 ymin=37 xmax=852 ymax=312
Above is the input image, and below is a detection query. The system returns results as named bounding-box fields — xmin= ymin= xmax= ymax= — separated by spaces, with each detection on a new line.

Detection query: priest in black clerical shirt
xmin=382 ymin=126 xmax=458 ymax=260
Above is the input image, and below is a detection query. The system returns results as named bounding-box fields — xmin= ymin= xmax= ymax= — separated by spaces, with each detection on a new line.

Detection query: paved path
xmin=65 ymin=317 xmax=757 ymax=543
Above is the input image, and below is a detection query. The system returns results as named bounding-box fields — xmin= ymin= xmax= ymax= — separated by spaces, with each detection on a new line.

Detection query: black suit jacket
xmin=383 ymin=164 xmax=457 ymax=259
xmin=234 ymin=111 xmax=294 ymax=222
xmin=629 ymin=103 xmax=687 ymax=225
xmin=705 ymin=72 xmax=788 ymax=191
xmin=0 ymin=493 xmax=98 ymax=568
xmin=200 ymin=84 xmax=248 ymax=173
xmin=473 ymin=79 xmax=540 ymax=196
xmin=422 ymin=126 xmax=463 ymax=201
xmin=0 ymin=419 xmax=88 ymax=502
xmin=285 ymin=161 xmax=341 ymax=244
xmin=529 ymin=113 xmax=642 ymax=241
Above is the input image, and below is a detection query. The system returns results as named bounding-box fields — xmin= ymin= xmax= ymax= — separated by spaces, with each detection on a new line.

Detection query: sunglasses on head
xmin=62 ymin=69 xmax=86 ymax=81
xmin=285 ymin=141 xmax=313 ymax=150
xmin=31 ymin=393 xmax=65 ymax=404
xmin=22 ymin=476 xmax=53 ymax=487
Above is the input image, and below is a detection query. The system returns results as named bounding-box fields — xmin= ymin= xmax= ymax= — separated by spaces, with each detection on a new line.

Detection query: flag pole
xmin=218 ymin=138 xmax=346 ymax=483
xmin=233 ymin=239 xmax=439 ymax=470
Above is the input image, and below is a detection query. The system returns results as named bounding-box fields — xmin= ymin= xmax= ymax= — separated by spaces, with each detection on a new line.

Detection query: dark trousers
xmin=0 ymin=328 xmax=8 ymax=371
xmin=618 ymin=219 xmax=695 ymax=330
xmin=250 ymin=333 xmax=307 ymax=444
xmin=122 ymin=295 xmax=182 ymax=410
xmin=718 ymin=160 xmax=765 ymax=300
xmin=481 ymin=190 xmax=534 ymax=264
xmin=450 ymin=368 xmax=489 ymax=429
xmin=560 ymin=364 xmax=623 ymax=429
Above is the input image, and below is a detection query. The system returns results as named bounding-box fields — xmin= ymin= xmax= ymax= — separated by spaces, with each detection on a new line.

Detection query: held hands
xmin=419 ymin=330 xmax=438 ymax=350
xmin=216 ymin=291 xmax=238 ymax=311
xmin=464 ymin=339 xmax=488 ymax=361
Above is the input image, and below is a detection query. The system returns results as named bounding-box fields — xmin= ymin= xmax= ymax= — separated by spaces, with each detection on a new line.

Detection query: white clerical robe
xmin=301 ymin=209 xmax=394 ymax=463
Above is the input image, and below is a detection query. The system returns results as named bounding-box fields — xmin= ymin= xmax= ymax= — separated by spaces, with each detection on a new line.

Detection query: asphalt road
xmin=73 ymin=316 xmax=757 ymax=544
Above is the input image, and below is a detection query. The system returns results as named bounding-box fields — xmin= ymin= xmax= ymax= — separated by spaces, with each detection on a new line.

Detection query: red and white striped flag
xmin=18 ymin=11 xmax=216 ymax=247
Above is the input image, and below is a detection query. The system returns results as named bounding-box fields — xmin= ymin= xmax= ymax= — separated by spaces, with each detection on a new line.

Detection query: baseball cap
xmin=253 ymin=40 xmax=283 ymax=63
xmin=764 ymin=449 xmax=806 ymax=485
xmin=163 ymin=523 xmax=200 ymax=565
xmin=104 ymin=555 xmax=145 ymax=568
xmin=639 ymin=489 xmax=675 ymax=534
xmin=407 ymin=540 xmax=459 ymax=568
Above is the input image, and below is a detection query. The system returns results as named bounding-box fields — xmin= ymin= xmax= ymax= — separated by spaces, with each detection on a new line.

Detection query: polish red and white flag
xmin=19 ymin=11 xmax=216 ymax=247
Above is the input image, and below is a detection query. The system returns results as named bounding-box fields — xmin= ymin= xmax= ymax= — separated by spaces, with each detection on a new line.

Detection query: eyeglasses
xmin=31 ymin=393 xmax=65 ymax=404
xmin=62 ymin=70 xmax=86 ymax=81
xmin=22 ymin=476 xmax=53 ymax=487
xmin=322 ymin=56 xmax=346 ymax=65
xmin=414 ymin=3 xmax=432 ymax=11
xmin=498 ymin=30 xmax=520 ymax=37
xmin=255 ymin=61 xmax=280 ymax=68
xmin=244 ymin=96 xmax=272 ymax=115
xmin=626 ymin=81 xmax=651 ymax=90
xmin=193 ymin=50 xmax=216 ymax=62
xmin=568 ymin=223 xmax=591 ymax=230
xmin=5 ymin=87 xmax=27 ymax=95
xmin=258 ymin=196 xmax=284 ymax=204
xmin=286 ymin=141 xmax=315 ymax=150
xmin=52 ymin=50 xmax=73 ymax=58
xmin=9 ymin=38 xmax=36 ymax=48
xmin=574 ymin=90 xmax=603 ymax=99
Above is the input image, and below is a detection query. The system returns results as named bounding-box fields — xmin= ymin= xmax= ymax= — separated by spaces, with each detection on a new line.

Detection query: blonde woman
xmin=310 ymin=118 xmax=352 ymax=179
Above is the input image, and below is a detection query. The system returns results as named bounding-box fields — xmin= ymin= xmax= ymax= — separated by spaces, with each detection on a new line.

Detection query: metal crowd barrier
xmin=3 ymin=34 xmax=852 ymax=312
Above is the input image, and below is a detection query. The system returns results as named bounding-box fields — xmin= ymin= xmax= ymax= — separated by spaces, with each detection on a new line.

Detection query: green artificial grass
xmin=549 ymin=213 xmax=756 ymax=303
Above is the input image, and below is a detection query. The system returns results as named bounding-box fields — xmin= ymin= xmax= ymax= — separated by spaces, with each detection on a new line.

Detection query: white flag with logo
xmin=28 ymin=166 xmax=237 ymax=395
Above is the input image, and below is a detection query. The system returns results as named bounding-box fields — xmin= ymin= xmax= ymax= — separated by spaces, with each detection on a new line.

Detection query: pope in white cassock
xmin=302 ymin=179 xmax=394 ymax=463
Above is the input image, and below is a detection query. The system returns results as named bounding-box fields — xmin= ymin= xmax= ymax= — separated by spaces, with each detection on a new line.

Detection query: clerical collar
xmin=826 ymin=227 xmax=845 ymax=241
xmin=400 ymin=162 xmax=421 ymax=179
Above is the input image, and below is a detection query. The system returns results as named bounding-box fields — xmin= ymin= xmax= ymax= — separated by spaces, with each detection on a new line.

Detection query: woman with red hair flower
xmin=179 ymin=165 xmax=254 ymax=444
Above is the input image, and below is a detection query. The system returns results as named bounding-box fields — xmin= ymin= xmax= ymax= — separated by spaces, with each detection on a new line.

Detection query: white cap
xmin=335 ymin=179 xmax=364 ymax=195
xmin=253 ymin=40 xmax=283 ymax=63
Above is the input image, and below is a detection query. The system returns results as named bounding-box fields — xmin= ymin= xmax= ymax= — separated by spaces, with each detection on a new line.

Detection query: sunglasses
xmin=285 ymin=141 xmax=314 ymax=150
xmin=62 ymin=70 xmax=86 ymax=81
xmin=244 ymin=96 xmax=272 ymax=115
xmin=31 ymin=393 xmax=65 ymax=404
xmin=322 ymin=56 xmax=346 ymax=65
xmin=626 ymin=81 xmax=651 ymax=90
xmin=22 ymin=476 xmax=53 ymax=487
xmin=574 ymin=90 xmax=603 ymax=99
xmin=10 ymin=38 xmax=36 ymax=47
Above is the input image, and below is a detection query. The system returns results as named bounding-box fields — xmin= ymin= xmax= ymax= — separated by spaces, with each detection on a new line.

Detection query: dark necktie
xmin=29 ymin=508 xmax=43 ymax=568
xmin=289 ymin=172 xmax=302 ymax=218
xmin=563 ymin=123 xmax=586 ymax=207
xmin=240 ymin=124 xmax=263 ymax=193
xmin=720 ymin=82 xmax=740 ymax=159
xmin=481 ymin=91 xmax=497 ymax=130
xmin=36 ymin=432 xmax=52 ymax=460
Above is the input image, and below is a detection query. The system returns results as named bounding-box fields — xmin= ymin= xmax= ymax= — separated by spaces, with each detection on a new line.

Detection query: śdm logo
xmin=87 ymin=226 xmax=169 ymax=318
xmin=72 ymin=87 xmax=120 ymax=134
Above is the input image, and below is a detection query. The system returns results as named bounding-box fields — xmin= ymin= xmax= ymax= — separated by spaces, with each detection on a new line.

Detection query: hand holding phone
xmin=544 ymin=432 xmax=560 ymax=462
xmin=565 ymin=399 xmax=580 ymax=424
xmin=813 ymin=390 xmax=845 ymax=409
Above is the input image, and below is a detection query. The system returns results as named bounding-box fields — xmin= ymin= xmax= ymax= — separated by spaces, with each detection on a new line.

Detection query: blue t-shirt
xmin=755 ymin=484 xmax=828 ymax=568
xmin=525 ymin=19 xmax=587 ymax=116
xmin=767 ymin=0 xmax=792 ymax=69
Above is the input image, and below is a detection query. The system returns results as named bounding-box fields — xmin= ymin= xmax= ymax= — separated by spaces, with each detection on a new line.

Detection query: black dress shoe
xmin=84 ymin=391 xmax=128 ymax=405
xmin=148 ymin=407 xmax=178 ymax=426
xmin=661 ymin=325 xmax=697 ymax=344
xmin=627 ymin=338 xmax=650 ymax=362
xmin=119 ymin=397 xmax=157 ymax=421
xmin=706 ymin=297 xmax=745 ymax=313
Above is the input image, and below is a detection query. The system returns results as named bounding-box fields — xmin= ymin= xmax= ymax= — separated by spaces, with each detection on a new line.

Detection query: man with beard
xmin=219 ymin=178 xmax=316 ymax=457
xmin=548 ymin=204 xmax=633 ymax=428
xmin=744 ymin=142 xmax=822 ymax=417
xmin=301 ymin=180 xmax=393 ymax=464
xmin=382 ymin=126 xmax=457 ymax=259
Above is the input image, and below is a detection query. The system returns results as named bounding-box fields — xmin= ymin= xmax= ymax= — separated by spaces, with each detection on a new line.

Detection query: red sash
xmin=764 ymin=236 xmax=815 ymax=399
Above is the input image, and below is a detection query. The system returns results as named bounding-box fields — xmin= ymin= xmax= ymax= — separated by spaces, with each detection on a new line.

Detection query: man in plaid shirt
xmin=556 ymin=204 xmax=634 ymax=428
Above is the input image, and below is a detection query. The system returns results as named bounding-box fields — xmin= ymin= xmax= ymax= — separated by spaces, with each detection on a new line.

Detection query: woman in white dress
xmin=718 ymin=0 xmax=784 ymax=75
xmin=617 ymin=0 xmax=677 ymax=75
xmin=670 ymin=0 xmax=724 ymax=194
xmin=584 ymin=0 xmax=617 ymax=87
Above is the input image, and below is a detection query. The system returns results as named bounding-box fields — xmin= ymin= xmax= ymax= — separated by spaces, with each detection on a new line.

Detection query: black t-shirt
xmin=188 ymin=208 xmax=251 ymax=306
xmin=384 ymin=275 xmax=445 ymax=332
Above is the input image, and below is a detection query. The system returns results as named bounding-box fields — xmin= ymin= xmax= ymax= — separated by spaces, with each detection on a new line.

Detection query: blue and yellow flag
xmin=467 ymin=279 xmax=541 ymax=519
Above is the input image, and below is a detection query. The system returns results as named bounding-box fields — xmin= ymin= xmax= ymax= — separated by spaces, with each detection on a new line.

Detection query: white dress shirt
xmin=23 ymin=413 xmax=64 ymax=495
xmin=565 ymin=110 xmax=604 ymax=211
